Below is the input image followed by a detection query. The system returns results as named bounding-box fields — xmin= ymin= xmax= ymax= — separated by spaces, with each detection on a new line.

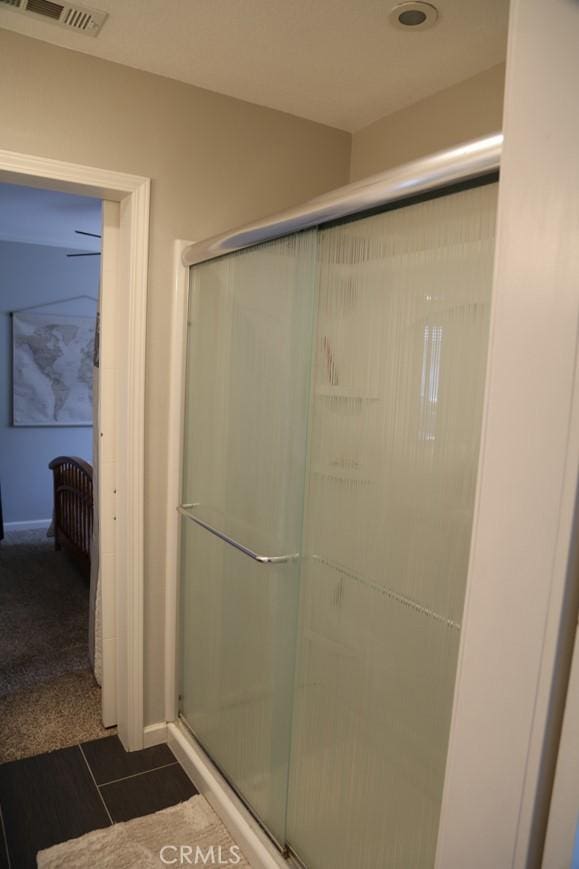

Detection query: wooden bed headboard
xmin=49 ymin=456 xmax=93 ymax=569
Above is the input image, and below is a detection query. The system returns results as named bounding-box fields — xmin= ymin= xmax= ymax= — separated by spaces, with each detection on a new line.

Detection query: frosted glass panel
xmin=287 ymin=184 xmax=498 ymax=867
xmin=180 ymin=521 xmax=300 ymax=841
xmin=182 ymin=232 xmax=317 ymax=552
xmin=180 ymin=232 xmax=317 ymax=844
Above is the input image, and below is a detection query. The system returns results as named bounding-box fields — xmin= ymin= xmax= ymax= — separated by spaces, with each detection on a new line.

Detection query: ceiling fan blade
xmin=75 ymin=230 xmax=102 ymax=239
xmin=66 ymin=252 xmax=101 ymax=257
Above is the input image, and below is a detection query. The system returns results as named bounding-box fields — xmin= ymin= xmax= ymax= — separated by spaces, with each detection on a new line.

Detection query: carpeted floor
xmin=0 ymin=528 xmax=90 ymax=694
xmin=37 ymin=795 xmax=252 ymax=868
xmin=0 ymin=529 xmax=112 ymax=762
xmin=0 ymin=669 xmax=111 ymax=763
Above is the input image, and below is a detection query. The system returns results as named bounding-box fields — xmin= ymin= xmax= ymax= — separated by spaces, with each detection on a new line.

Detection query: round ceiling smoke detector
xmin=390 ymin=2 xmax=439 ymax=30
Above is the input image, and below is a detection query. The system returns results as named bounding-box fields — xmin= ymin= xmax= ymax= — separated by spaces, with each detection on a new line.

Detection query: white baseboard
xmin=143 ymin=722 xmax=168 ymax=748
xmin=167 ymin=721 xmax=289 ymax=869
xmin=4 ymin=519 xmax=51 ymax=532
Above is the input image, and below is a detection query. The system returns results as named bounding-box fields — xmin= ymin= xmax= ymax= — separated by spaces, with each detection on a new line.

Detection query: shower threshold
xmin=168 ymin=718 xmax=298 ymax=869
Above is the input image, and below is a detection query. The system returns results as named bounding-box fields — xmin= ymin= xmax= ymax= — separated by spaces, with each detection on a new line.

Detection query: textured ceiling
xmin=0 ymin=183 xmax=101 ymax=250
xmin=0 ymin=0 xmax=508 ymax=131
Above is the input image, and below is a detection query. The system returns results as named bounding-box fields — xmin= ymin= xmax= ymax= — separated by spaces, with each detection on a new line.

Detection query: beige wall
xmin=350 ymin=64 xmax=505 ymax=181
xmin=0 ymin=29 xmax=351 ymax=725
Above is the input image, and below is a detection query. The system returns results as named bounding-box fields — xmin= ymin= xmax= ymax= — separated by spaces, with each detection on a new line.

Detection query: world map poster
xmin=12 ymin=312 xmax=96 ymax=426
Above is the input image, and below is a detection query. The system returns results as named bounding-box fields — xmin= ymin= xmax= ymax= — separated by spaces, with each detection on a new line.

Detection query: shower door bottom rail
xmin=178 ymin=504 xmax=299 ymax=564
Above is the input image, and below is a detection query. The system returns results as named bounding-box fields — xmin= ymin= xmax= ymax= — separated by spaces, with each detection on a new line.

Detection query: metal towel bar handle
xmin=177 ymin=505 xmax=299 ymax=564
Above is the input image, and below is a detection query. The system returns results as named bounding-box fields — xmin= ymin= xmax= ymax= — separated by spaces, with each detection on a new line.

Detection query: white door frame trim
xmin=0 ymin=148 xmax=150 ymax=751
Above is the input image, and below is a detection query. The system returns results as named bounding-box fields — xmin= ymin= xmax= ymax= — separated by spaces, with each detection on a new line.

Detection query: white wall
xmin=0 ymin=240 xmax=98 ymax=523
xmin=435 ymin=0 xmax=579 ymax=864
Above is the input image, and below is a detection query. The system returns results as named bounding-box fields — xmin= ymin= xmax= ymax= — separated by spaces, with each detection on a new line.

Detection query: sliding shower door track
xmin=177 ymin=713 xmax=295 ymax=862
xmin=286 ymin=846 xmax=308 ymax=869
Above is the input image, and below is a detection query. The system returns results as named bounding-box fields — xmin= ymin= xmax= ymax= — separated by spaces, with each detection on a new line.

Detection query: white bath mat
xmin=37 ymin=795 xmax=251 ymax=868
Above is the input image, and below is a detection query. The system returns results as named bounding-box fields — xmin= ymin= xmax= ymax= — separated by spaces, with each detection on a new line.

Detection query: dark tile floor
xmin=0 ymin=735 xmax=197 ymax=868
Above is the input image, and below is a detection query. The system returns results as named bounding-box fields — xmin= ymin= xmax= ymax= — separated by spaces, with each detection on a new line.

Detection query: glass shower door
xmin=287 ymin=182 xmax=498 ymax=868
xmin=179 ymin=231 xmax=317 ymax=846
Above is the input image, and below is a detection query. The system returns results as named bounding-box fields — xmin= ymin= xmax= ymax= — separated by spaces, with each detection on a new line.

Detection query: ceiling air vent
xmin=0 ymin=0 xmax=107 ymax=35
xmin=27 ymin=0 xmax=63 ymax=18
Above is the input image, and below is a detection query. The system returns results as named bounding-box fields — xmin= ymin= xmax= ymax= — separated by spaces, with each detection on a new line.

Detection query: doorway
xmin=0 ymin=147 xmax=150 ymax=753
xmin=0 ymin=182 xmax=107 ymax=760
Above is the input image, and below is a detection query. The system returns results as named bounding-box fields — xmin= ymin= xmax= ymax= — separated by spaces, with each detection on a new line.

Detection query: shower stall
xmin=176 ymin=135 xmax=501 ymax=868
